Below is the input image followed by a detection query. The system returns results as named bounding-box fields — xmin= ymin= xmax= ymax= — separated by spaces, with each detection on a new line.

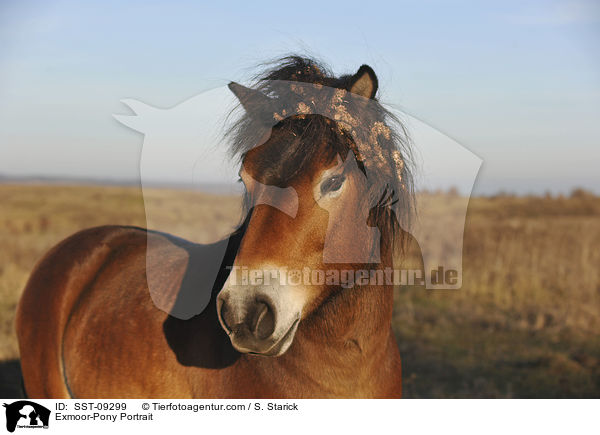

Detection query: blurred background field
xmin=0 ymin=183 xmax=598 ymax=398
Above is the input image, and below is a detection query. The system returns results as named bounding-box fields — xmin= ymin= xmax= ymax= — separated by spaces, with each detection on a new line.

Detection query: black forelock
xmin=225 ymin=55 xmax=415 ymax=249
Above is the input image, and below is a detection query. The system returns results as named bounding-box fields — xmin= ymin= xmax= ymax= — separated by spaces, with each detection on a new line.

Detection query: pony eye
xmin=320 ymin=175 xmax=346 ymax=195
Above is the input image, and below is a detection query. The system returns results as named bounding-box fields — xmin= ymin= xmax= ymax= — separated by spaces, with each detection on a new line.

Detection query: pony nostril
xmin=251 ymin=301 xmax=276 ymax=340
xmin=219 ymin=294 xmax=277 ymax=341
xmin=218 ymin=300 xmax=234 ymax=334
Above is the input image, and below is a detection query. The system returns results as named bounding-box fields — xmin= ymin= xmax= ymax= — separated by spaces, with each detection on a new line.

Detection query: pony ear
xmin=348 ymin=65 xmax=378 ymax=99
xmin=228 ymin=82 xmax=277 ymax=124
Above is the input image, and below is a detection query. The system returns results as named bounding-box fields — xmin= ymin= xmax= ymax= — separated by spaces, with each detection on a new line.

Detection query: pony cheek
xmin=315 ymin=181 xmax=377 ymax=264
xmin=301 ymin=286 xmax=339 ymax=320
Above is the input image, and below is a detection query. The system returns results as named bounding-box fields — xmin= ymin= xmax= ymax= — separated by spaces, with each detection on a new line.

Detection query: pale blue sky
xmin=0 ymin=0 xmax=598 ymax=194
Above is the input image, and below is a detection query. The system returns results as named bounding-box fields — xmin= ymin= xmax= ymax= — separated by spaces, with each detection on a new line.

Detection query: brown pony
xmin=16 ymin=56 xmax=414 ymax=398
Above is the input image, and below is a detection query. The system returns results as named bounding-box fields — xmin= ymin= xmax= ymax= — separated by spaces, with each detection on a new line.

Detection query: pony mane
xmin=226 ymin=55 xmax=415 ymax=253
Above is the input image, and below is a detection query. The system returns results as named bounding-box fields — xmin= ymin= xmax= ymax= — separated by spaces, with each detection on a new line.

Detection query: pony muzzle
xmin=216 ymin=285 xmax=302 ymax=356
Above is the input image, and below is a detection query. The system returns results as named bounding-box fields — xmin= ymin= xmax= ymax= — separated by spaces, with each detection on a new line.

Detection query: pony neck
xmin=300 ymin=274 xmax=395 ymax=356
xmin=276 ymin=252 xmax=397 ymax=387
xmin=234 ymin=239 xmax=400 ymax=397
xmin=303 ymin=236 xmax=396 ymax=354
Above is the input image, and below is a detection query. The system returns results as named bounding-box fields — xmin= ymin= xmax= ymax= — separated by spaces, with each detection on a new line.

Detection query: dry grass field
xmin=0 ymin=183 xmax=598 ymax=397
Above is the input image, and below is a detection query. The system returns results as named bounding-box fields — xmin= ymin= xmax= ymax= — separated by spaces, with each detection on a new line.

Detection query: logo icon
xmin=114 ymin=81 xmax=481 ymax=321
xmin=3 ymin=401 xmax=50 ymax=433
